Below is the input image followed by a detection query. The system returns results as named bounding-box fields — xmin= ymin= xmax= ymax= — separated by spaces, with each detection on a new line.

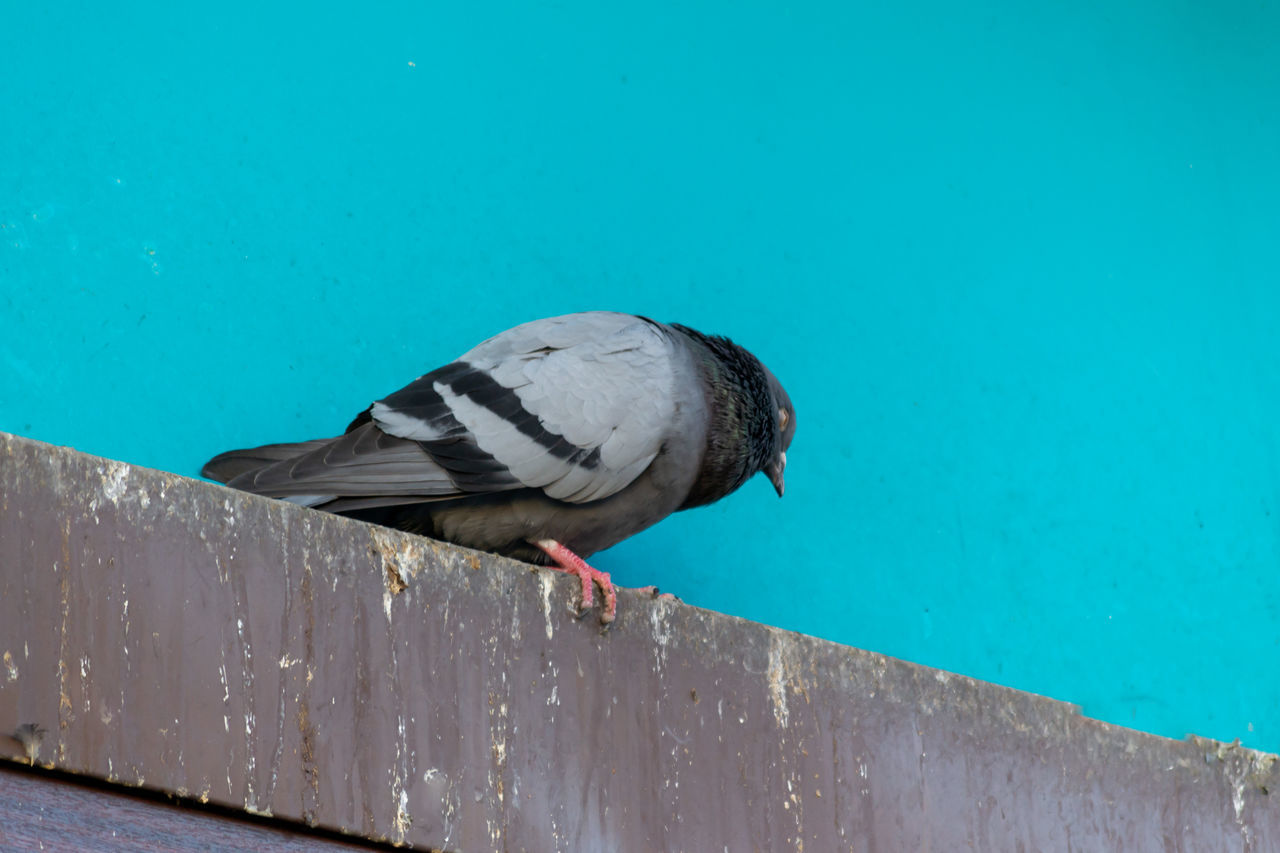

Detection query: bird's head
xmin=762 ymin=367 xmax=795 ymax=497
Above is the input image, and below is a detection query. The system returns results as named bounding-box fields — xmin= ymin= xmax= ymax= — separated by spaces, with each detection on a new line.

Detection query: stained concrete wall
xmin=0 ymin=432 xmax=1276 ymax=851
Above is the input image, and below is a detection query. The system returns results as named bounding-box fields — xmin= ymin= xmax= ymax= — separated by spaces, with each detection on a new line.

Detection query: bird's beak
xmin=766 ymin=452 xmax=786 ymax=497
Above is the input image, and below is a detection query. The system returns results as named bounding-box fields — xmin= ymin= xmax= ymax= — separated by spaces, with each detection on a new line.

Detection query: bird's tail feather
xmin=201 ymin=439 xmax=335 ymax=484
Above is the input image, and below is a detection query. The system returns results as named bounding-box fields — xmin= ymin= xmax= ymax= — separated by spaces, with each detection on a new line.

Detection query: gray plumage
xmin=203 ymin=311 xmax=796 ymax=566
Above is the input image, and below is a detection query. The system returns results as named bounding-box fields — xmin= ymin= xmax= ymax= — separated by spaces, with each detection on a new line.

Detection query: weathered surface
xmin=0 ymin=431 xmax=1276 ymax=851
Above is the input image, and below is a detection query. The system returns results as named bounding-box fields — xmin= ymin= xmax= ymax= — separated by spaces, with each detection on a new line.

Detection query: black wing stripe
xmin=380 ymin=360 xmax=603 ymax=471
xmin=440 ymin=361 xmax=601 ymax=470
xmin=375 ymin=369 xmax=518 ymax=490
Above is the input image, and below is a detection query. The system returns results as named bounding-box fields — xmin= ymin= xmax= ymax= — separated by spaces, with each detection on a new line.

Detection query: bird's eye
xmin=778 ymin=408 xmax=789 ymax=431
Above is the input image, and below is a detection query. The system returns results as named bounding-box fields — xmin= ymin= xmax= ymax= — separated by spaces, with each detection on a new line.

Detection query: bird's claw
xmin=533 ymin=539 xmax=617 ymax=625
xmin=633 ymin=585 xmax=680 ymax=603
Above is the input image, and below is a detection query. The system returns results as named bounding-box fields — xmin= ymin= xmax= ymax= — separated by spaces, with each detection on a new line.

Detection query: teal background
xmin=3 ymin=3 xmax=1277 ymax=753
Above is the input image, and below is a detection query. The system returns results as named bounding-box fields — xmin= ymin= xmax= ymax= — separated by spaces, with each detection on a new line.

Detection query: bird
xmin=202 ymin=311 xmax=795 ymax=624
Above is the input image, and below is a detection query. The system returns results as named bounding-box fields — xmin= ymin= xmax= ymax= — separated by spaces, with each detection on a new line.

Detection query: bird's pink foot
xmin=532 ymin=539 xmax=617 ymax=624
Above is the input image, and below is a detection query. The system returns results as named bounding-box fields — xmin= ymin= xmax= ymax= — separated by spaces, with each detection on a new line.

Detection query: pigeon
xmin=203 ymin=311 xmax=796 ymax=623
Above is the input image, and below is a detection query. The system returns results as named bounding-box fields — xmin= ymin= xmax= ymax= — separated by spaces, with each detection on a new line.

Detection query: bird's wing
xmin=373 ymin=312 xmax=681 ymax=503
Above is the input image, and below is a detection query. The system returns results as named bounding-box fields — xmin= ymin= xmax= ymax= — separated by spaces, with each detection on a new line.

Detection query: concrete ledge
xmin=0 ymin=432 xmax=1276 ymax=850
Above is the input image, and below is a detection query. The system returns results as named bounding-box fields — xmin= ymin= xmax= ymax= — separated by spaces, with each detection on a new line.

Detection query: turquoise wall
xmin=4 ymin=2 xmax=1277 ymax=753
